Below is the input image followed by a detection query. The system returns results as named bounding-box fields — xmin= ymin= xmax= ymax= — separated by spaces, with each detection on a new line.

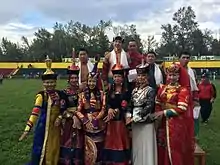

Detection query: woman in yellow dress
xmin=19 ymin=56 xmax=67 ymax=165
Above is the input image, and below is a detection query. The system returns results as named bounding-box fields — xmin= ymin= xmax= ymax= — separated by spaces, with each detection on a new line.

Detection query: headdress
xmin=111 ymin=63 xmax=124 ymax=75
xmin=136 ymin=55 xmax=149 ymax=74
xmin=41 ymin=55 xmax=57 ymax=80
xmin=166 ymin=62 xmax=180 ymax=74
xmin=113 ymin=36 xmax=124 ymax=43
xmin=67 ymin=48 xmax=80 ymax=75
xmin=88 ymin=54 xmax=100 ymax=80
xmin=166 ymin=62 xmax=190 ymax=88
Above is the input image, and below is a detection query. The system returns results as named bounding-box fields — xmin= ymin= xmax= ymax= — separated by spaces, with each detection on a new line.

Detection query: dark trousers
xmin=199 ymin=99 xmax=213 ymax=122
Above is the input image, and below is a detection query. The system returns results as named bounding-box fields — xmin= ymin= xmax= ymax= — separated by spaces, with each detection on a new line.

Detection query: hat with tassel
xmin=136 ymin=54 xmax=149 ymax=74
xmin=88 ymin=54 xmax=100 ymax=80
xmin=41 ymin=55 xmax=57 ymax=80
xmin=111 ymin=51 xmax=125 ymax=75
xmin=67 ymin=48 xmax=80 ymax=75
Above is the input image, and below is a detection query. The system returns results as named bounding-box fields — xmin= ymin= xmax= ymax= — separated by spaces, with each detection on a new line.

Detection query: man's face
xmin=69 ymin=74 xmax=79 ymax=87
xmin=179 ymin=54 xmax=190 ymax=67
xmin=128 ymin=41 xmax=137 ymax=52
xmin=79 ymin=51 xmax=88 ymax=63
xmin=113 ymin=40 xmax=122 ymax=51
xmin=43 ymin=79 xmax=56 ymax=91
xmin=145 ymin=53 xmax=156 ymax=64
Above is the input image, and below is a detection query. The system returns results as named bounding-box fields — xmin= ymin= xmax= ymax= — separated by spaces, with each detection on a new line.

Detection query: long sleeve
xmin=24 ymin=93 xmax=43 ymax=132
xmin=160 ymin=67 xmax=166 ymax=84
xmin=76 ymin=93 xmax=89 ymax=124
xmin=164 ymin=87 xmax=190 ymax=117
xmin=96 ymin=91 xmax=107 ymax=119
xmin=155 ymin=86 xmax=163 ymax=112
xmin=211 ymin=83 xmax=217 ymax=99
xmin=101 ymin=53 xmax=110 ymax=82
xmin=59 ymin=90 xmax=68 ymax=113
xmin=141 ymin=88 xmax=156 ymax=117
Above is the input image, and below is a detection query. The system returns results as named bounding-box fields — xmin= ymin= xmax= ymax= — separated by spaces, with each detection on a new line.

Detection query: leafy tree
xmin=211 ymin=39 xmax=220 ymax=55
xmin=1 ymin=38 xmax=25 ymax=61
xmin=158 ymin=6 xmax=211 ymax=56
xmin=1 ymin=12 xmax=220 ymax=62
xmin=143 ymin=35 xmax=157 ymax=52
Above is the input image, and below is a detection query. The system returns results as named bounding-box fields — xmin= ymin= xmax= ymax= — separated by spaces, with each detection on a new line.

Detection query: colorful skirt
xmin=103 ymin=120 xmax=130 ymax=165
xmin=59 ymin=118 xmax=84 ymax=165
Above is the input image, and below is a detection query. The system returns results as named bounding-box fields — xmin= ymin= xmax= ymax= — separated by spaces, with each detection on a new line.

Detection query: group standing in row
xmin=19 ymin=36 xmax=216 ymax=165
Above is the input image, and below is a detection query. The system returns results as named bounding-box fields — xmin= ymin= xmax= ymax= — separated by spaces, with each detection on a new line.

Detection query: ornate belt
xmin=164 ymin=103 xmax=177 ymax=109
xmin=63 ymin=107 xmax=77 ymax=118
xmin=67 ymin=107 xmax=77 ymax=112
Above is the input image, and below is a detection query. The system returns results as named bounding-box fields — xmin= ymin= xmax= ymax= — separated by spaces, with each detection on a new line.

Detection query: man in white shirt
xmin=101 ymin=36 xmax=130 ymax=87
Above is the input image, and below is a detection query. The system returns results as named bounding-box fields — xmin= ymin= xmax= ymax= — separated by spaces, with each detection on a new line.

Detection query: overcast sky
xmin=0 ymin=0 xmax=220 ymax=43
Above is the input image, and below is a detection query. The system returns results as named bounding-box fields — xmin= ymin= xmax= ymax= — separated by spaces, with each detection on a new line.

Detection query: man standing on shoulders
xmin=145 ymin=51 xmax=165 ymax=90
xmin=102 ymin=36 xmax=130 ymax=87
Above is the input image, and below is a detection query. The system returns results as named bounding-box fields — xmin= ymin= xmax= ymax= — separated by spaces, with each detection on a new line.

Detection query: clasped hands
xmin=103 ymin=108 xmax=118 ymax=122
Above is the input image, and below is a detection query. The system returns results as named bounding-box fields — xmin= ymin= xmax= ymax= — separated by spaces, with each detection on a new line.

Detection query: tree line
xmin=0 ymin=6 xmax=220 ymax=62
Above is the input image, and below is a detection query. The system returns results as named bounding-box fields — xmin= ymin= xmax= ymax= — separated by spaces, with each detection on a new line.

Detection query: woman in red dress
xmin=103 ymin=63 xmax=131 ymax=165
xmin=153 ymin=62 xmax=194 ymax=165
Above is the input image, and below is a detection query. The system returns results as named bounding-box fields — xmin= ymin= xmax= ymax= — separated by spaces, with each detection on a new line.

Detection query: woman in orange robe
xmin=153 ymin=62 xmax=194 ymax=165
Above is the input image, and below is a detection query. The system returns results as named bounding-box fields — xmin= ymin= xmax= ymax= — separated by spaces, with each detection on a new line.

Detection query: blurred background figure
xmin=198 ymin=73 xmax=217 ymax=124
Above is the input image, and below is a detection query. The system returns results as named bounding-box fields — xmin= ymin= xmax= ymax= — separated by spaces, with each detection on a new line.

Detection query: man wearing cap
xmin=102 ymin=36 xmax=130 ymax=88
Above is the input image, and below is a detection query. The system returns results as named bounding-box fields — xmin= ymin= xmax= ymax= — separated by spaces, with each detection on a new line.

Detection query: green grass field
xmin=0 ymin=79 xmax=220 ymax=165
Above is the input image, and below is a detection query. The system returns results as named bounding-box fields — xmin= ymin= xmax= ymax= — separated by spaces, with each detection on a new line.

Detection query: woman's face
xmin=88 ymin=78 xmax=96 ymax=90
xmin=167 ymin=73 xmax=179 ymax=84
xmin=113 ymin=74 xmax=123 ymax=84
xmin=69 ymin=74 xmax=79 ymax=87
xmin=43 ymin=79 xmax=56 ymax=90
xmin=137 ymin=74 xmax=148 ymax=85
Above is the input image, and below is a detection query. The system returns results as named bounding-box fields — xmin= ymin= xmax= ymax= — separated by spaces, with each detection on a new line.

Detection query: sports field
xmin=0 ymin=79 xmax=219 ymax=165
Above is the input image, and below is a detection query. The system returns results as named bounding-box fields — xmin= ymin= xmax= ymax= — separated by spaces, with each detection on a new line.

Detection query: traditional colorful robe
xmin=24 ymin=90 xmax=66 ymax=165
xmin=103 ymin=88 xmax=131 ymax=165
xmin=59 ymin=87 xmax=84 ymax=165
xmin=76 ymin=87 xmax=106 ymax=164
xmin=155 ymin=84 xmax=194 ymax=165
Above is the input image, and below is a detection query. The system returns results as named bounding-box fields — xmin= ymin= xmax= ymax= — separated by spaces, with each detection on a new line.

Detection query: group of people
xmin=18 ymin=36 xmax=215 ymax=165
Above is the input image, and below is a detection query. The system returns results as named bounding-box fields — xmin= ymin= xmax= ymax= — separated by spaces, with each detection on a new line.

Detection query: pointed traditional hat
xmin=88 ymin=54 xmax=100 ymax=80
xmin=136 ymin=55 xmax=149 ymax=74
xmin=67 ymin=48 xmax=80 ymax=75
xmin=41 ymin=55 xmax=57 ymax=80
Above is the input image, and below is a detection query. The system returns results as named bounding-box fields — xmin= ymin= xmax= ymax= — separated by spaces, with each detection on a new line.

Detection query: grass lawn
xmin=0 ymin=79 xmax=220 ymax=165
